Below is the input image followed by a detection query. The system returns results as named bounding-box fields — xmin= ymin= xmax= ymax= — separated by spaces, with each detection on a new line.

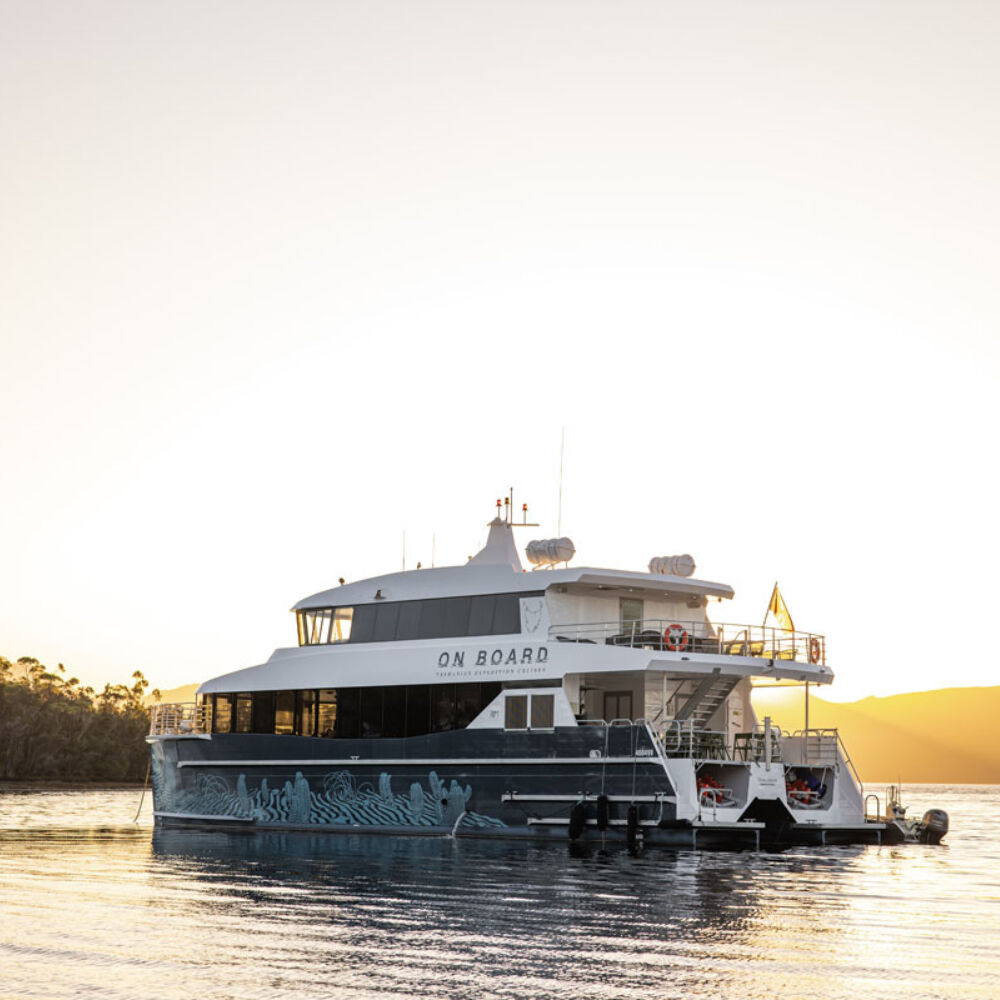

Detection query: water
xmin=1 ymin=785 xmax=998 ymax=1000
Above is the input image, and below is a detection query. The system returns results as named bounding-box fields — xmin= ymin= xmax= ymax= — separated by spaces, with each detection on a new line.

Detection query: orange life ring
xmin=664 ymin=624 xmax=689 ymax=651
xmin=808 ymin=637 xmax=822 ymax=664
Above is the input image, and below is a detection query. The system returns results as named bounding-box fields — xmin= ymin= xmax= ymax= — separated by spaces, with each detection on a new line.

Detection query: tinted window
xmin=383 ymin=686 xmax=406 ymax=738
xmin=372 ymin=602 xmax=400 ymax=642
xmin=350 ymin=605 xmax=376 ymax=643
xmin=417 ymin=599 xmax=445 ymax=639
xmin=361 ymin=687 xmax=383 ymax=737
xmin=274 ymin=691 xmax=295 ymax=734
xmin=468 ymin=595 xmax=495 ymax=635
xmin=492 ymin=594 xmax=521 ymax=634
xmin=235 ymin=693 xmax=252 ymax=733
xmin=442 ymin=597 xmax=471 ymax=637
xmin=252 ymin=691 xmax=275 ymax=734
xmin=396 ymin=601 xmax=421 ymax=640
xmin=297 ymin=690 xmax=315 ymax=737
xmin=336 ymin=688 xmax=361 ymax=739
xmin=318 ymin=689 xmax=337 ymax=738
xmin=455 ymin=683 xmax=481 ymax=727
xmin=481 ymin=681 xmax=502 ymax=705
xmin=530 ymin=694 xmax=555 ymax=729
xmin=430 ymin=684 xmax=456 ymax=732
xmin=406 ymin=684 xmax=429 ymax=736
xmin=505 ymin=695 xmax=528 ymax=729
xmin=212 ymin=695 xmax=233 ymax=734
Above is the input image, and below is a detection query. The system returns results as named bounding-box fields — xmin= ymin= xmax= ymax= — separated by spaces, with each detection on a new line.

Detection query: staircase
xmin=673 ymin=670 xmax=740 ymax=731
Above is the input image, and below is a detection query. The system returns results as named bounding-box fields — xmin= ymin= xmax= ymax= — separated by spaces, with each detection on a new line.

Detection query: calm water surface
xmin=1 ymin=785 xmax=997 ymax=1000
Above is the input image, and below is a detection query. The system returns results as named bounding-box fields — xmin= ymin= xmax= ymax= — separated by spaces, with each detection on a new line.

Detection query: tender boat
xmin=148 ymin=506 xmax=948 ymax=848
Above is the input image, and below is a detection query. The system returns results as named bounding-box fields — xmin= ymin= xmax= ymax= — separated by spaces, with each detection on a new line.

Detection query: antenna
xmin=432 ymin=533 xmax=436 ymax=568
xmin=557 ymin=426 xmax=565 ymax=535
xmin=402 ymin=529 xmax=406 ymax=571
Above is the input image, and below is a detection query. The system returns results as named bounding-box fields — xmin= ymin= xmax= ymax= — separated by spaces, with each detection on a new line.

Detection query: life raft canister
xmin=808 ymin=637 xmax=822 ymax=664
xmin=664 ymin=624 xmax=689 ymax=651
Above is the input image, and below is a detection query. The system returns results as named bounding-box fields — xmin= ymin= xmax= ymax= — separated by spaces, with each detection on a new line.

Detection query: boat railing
xmin=550 ymin=619 xmax=826 ymax=665
xmin=789 ymin=728 xmax=841 ymax=766
xmin=149 ymin=701 xmax=211 ymax=736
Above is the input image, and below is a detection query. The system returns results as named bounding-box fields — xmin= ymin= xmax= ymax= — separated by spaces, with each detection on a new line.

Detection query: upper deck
xmin=196 ymin=517 xmax=830 ymax=695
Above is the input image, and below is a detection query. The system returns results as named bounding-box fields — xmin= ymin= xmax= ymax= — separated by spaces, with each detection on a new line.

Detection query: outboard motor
xmin=921 ymin=809 xmax=949 ymax=844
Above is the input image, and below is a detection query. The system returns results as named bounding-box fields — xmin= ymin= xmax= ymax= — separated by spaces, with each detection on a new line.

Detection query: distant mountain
xmin=752 ymin=685 xmax=1000 ymax=783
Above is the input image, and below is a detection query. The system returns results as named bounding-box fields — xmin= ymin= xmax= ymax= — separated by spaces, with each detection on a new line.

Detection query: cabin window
xmin=620 ymin=598 xmax=644 ymax=637
xmin=234 ymin=693 xmax=253 ymax=733
xmin=430 ymin=684 xmax=457 ymax=732
xmin=274 ymin=691 xmax=295 ymax=735
xmin=336 ymin=688 xmax=361 ymax=739
xmin=318 ymin=689 xmax=337 ymax=737
xmin=252 ymin=692 xmax=275 ymax=734
xmin=212 ymin=695 xmax=233 ymax=733
xmin=383 ymin=686 xmax=406 ymax=738
xmin=213 ymin=682 xmax=507 ymax=740
xmin=361 ymin=687 xmax=383 ymax=738
xmin=297 ymin=690 xmax=316 ymax=737
xmin=530 ymin=694 xmax=555 ymax=729
xmin=505 ymin=695 xmax=528 ymax=730
xmin=455 ymin=683 xmax=481 ymax=728
xmin=406 ymin=684 xmax=430 ymax=736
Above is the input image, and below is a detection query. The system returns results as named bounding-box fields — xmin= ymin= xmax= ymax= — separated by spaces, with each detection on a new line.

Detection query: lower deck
xmin=148 ymin=724 xmax=884 ymax=849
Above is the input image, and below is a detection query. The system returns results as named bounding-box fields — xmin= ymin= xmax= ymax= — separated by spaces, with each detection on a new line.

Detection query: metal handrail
xmin=549 ymin=618 xmax=827 ymax=665
xmin=149 ymin=701 xmax=211 ymax=736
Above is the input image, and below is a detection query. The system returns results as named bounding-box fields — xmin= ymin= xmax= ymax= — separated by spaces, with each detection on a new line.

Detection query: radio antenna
xmin=557 ymin=426 xmax=565 ymax=535
xmin=402 ymin=529 xmax=406 ymax=571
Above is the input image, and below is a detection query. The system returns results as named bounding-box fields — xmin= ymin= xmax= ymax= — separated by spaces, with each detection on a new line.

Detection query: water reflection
xmin=0 ymin=786 xmax=997 ymax=1000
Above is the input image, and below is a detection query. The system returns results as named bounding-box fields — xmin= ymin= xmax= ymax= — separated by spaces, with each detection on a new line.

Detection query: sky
xmin=1 ymin=1 xmax=997 ymax=702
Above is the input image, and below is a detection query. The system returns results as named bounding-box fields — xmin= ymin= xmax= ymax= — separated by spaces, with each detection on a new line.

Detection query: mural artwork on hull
xmin=152 ymin=753 xmax=506 ymax=830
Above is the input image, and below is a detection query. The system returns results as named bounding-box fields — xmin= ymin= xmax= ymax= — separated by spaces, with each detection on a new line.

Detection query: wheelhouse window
xmin=297 ymin=607 xmax=353 ymax=645
xmin=295 ymin=593 xmax=540 ymax=646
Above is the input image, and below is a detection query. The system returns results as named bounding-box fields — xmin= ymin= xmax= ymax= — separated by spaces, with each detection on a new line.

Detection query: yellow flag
xmin=764 ymin=583 xmax=795 ymax=632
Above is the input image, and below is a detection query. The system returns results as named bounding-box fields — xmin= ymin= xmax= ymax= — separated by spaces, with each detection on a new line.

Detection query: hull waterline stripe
xmin=175 ymin=756 xmax=665 ymax=769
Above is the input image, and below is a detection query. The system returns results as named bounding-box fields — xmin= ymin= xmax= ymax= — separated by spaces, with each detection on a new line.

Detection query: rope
xmin=133 ymin=758 xmax=151 ymax=824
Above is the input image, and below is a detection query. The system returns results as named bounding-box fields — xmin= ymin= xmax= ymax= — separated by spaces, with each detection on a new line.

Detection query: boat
xmin=147 ymin=504 xmax=948 ymax=848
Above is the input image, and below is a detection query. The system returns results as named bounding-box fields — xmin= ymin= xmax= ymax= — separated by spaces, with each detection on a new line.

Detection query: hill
xmin=752 ymin=685 xmax=1000 ymax=783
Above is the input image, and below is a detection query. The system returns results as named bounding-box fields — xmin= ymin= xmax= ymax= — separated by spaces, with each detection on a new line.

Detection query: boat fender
xmin=596 ymin=794 xmax=610 ymax=832
xmin=568 ymin=803 xmax=587 ymax=840
xmin=664 ymin=624 xmax=689 ymax=651
xmin=626 ymin=805 xmax=639 ymax=847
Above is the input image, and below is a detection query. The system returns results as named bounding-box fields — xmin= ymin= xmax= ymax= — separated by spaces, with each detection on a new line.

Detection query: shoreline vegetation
xmin=0 ymin=656 xmax=154 ymax=783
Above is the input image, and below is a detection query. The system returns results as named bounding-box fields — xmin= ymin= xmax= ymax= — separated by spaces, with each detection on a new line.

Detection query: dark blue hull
xmin=149 ymin=726 xmax=755 ymax=845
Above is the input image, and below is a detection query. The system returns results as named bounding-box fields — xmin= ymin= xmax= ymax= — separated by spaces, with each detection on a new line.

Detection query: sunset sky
xmin=2 ymin=2 xmax=997 ymax=702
